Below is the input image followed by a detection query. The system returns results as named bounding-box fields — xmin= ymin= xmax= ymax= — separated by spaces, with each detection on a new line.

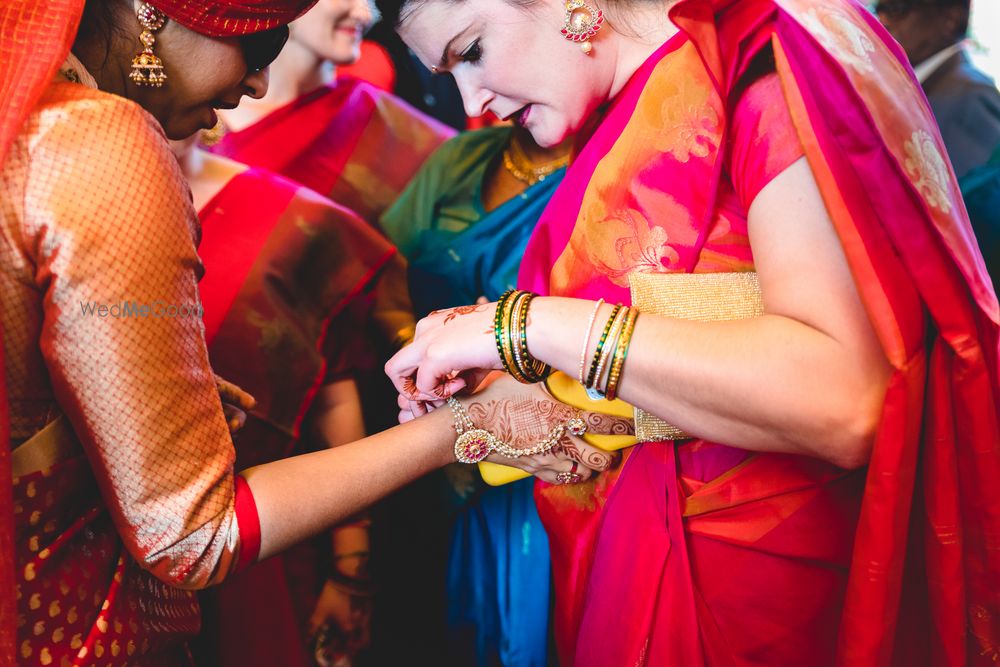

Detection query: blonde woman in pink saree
xmin=387 ymin=0 xmax=1000 ymax=664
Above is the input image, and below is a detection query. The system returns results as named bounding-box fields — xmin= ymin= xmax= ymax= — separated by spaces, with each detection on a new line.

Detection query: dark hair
xmin=74 ymin=0 xmax=131 ymax=65
xmin=875 ymin=0 xmax=970 ymax=39
xmin=397 ymin=0 xmax=534 ymax=26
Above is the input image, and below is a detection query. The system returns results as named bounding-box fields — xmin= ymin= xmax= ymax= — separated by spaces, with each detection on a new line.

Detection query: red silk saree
xmin=197 ymin=167 xmax=394 ymax=470
xmin=210 ymin=78 xmax=455 ymax=224
xmin=194 ymin=167 xmax=394 ymax=666
xmin=518 ymin=1 xmax=999 ymax=665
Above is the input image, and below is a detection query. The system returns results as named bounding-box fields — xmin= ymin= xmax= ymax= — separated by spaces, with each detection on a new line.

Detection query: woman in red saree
xmin=171 ymin=137 xmax=394 ymax=665
xmin=209 ymin=0 xmax=455 ymax=224
xmin=388 ymin=0 xmax=1000 ymax=664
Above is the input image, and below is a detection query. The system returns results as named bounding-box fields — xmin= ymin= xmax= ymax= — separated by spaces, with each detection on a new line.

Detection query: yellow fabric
xmin=479 ymin=372 xmax=637 ymax=486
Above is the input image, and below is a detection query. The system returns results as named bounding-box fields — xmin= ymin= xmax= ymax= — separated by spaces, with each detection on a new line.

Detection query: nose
xmin=453 ymin=70 xmax=493 ymax=118
xmin=243 ymin=68 xmax=269 ymax=100
xmin=353 ymin=0 xmax=373 ymax=27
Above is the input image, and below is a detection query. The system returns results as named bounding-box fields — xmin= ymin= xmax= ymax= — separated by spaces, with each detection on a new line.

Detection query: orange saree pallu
xmin=209 ymin=78 xmax=455 ymax=223
xmin=518 ymin=0 xmax=999 ymax=665
xmin=193 ymin=167 xmax=394 ymax=667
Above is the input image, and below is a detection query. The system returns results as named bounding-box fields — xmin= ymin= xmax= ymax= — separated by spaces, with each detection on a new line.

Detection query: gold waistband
xmin=11 ymin=415 xmax=82 ymax=478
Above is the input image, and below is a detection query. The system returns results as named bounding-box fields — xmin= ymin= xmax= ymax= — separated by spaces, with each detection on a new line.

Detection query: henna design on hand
xmin=441 ymin=303 xmax=488 ymax=325
xmin=559 ymin=434 xmax=613 ymax=470
xmin=401 ymin=377 xmax=418 ymax=399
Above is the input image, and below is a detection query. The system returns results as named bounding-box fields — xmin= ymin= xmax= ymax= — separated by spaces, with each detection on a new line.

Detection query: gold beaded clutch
xmin=629 ymin=271 xmax=763 ymax=442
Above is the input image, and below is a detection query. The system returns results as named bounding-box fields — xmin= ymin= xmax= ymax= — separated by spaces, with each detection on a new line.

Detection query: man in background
xmin=877 ymin=0 xmax=1000 ymax=179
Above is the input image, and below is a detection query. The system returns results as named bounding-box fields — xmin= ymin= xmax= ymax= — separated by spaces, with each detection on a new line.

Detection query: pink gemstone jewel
xmin=455 ymin=429 xmax=495 ymax=464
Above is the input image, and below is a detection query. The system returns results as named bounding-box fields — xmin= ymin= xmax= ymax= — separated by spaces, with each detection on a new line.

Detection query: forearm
xmin=528 ymin=297 xmax=889 ymax=468
xmin=243 ymin=406 xmax=453 ymax=560
xmin=312 ymin=378 xmax=367 ymax=448
xmin=331 ymin=522 xmax=370 ymax=578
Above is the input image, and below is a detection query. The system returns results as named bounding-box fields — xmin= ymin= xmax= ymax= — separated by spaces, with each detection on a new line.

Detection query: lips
xmin=502 ymin=105 xmax=531 ymax=125
xmin=334 ymin=23 xmax=362 ymax=35
xmin=516 ymin=105 xmax=531 ymax=126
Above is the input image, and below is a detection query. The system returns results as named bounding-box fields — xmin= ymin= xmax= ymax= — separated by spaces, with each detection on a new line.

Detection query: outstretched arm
xmin=386 ymin=158 xmax=892 ymax=469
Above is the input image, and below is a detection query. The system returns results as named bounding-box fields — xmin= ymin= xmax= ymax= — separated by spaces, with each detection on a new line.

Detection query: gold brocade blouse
xmin=0 ymin=60 xmax=248 ymax=589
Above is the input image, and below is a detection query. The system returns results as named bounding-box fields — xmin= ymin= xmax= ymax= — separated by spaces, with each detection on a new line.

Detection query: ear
xmin=942 ymin=6 xmax=968 ymax=39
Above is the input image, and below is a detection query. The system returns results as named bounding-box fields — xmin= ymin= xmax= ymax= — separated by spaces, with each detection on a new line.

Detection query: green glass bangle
xmin=605 ymin=309 xmax=639 ymax=401
xmin=585 ymin=304 xmax=621 ymax=389
xmin=494 ymin=289 xmax=517 ymax=376
xmin=505 ymin=292 xmax=532 ymax=383
xmin=515 ymin=292 xmax=550 ymax=383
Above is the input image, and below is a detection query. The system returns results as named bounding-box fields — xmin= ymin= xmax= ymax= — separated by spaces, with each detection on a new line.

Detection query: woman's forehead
xmin=398 ymin=1 xmax=480 ymax=56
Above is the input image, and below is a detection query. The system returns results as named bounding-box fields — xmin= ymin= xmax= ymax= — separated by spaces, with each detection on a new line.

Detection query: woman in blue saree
xmin=381 ymin=123 xmax=571 ymax=666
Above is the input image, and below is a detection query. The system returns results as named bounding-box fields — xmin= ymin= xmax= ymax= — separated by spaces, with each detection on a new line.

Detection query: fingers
xmin=485 ymin=434 xmax=615 ymax=484
xmin=397 ymin=393 xmax=446 ymax=424
xmin=416 ymin=368 xmax=466 ymax=401
xmin=385 ymin=342 xmax=458 ymax=401
xmin=385 ymin=343 xmax=423 ymax=398
xmin=556 ymin=434 xmax=617 ymax=472
xmin=222 ymin=404 xmax=247 ymax=433
xmin=532 ymin=457 xmax=593 ymax=485
xmin=215 ymin=374 xmax=256 ymax=411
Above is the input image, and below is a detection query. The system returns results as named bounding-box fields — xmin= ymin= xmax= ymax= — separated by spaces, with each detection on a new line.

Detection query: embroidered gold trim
xmin=628 ymin=271 xmax=763 ymax=441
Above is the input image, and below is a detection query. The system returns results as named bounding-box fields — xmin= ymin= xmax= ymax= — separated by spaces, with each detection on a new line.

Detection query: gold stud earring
xmin=130 ymin=3 xmax=167 ymax=87
xmin=560 ymin=0 xmax=604 ymax=55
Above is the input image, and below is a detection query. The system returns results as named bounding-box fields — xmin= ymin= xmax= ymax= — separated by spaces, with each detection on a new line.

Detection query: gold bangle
xmin=514 ymin=292 xmax=550 ymax=383
xmin=503 ymin=291 xmax=550 ymax=384
xmin=498 ymin=291 xmax=528 ymax=382
xmin=494 ymin=290 xmax=518 ymax=377
xmin=593 ymin=306 xmax=628 ymax=396
xmin=605 ymin=308 xmax=639 ymax=401
xmin=504 ymin=292 xmax=532 ymax=383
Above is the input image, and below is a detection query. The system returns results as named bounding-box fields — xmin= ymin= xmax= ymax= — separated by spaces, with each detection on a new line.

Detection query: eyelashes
xmin=459 ymin=38 xmax=483 ymax=64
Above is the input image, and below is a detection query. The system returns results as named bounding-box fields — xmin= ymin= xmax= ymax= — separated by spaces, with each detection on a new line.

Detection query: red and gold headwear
xmin=145 ymin=0 xmax=317 ymax=36
xmin=0 ymin=0 xmax=317 ymax=165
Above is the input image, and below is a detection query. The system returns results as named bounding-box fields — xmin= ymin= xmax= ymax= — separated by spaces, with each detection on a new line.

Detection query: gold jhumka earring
xmin=130 ymin=3 xmax=168 ymax=87
xmin=560 ymin=0 xmax=604 ymax=55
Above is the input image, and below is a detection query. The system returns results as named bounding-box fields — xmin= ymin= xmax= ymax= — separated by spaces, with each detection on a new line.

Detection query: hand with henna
xmin=385 ymin=300 xmax=502 ymax=406
xmin=397 ymin=372 xmax=632 ymax=484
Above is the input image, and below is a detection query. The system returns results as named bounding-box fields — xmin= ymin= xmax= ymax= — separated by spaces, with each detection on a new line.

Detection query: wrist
xmin=526 ymin=296 xmax=598 ymax=373
xmin=424 ymin=406 xmax=461 ymax=466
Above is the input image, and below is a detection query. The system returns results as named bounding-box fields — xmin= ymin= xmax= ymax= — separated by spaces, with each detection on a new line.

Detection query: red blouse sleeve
xmin=234 ymin=475 xmax=261 ymax=570
xmin=727 ymin=71 xmax=805 ymax=211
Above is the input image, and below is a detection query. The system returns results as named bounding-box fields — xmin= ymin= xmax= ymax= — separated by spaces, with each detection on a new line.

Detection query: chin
xmin=163 ymin=116 xmax=209 ymax=142
xmin=528 ymin=124 xmax=569 ymax=149
xmin=326 ymin=38 xmax=360 ymax=65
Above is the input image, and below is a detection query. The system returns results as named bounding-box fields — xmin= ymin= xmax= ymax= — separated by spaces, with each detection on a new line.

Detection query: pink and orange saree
xmin=519 ymin=0 xmax=999 ymax=665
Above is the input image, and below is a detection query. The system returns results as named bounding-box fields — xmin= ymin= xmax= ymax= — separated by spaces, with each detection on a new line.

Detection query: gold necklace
xmin=501 ymin=135 xmax=569 ymax=186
